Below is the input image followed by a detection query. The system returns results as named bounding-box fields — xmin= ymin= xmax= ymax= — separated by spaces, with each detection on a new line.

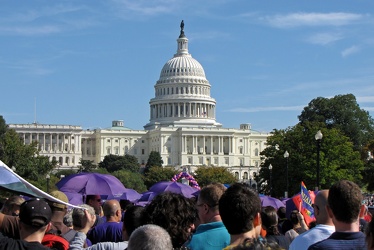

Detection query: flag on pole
xmin=299 ymin=181 xmax=315 ymax=224
xmin=0 ymin=160 xmax=82 ymax=208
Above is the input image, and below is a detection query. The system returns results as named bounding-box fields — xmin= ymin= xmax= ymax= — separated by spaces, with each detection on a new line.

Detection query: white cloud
xmin=263 ymin=12 xmax=363 ymax=28
xmin=306 ymin=32 xmax=343 ymax=45
xmin=227 ymin=105 xmax=305 ymax=113
xmin=341 ymin=45 xmax=360 ymax=57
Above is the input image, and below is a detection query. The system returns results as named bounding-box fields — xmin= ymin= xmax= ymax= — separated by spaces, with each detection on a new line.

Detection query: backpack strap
xmin=62 ymin=229 xmax=77 ymax=243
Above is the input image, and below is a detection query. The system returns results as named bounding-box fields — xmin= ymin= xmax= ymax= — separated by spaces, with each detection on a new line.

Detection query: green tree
xmin=99 ymin=154 xmax=140 ymax=173
xmin=298 ymin=94 xmax=374 ymax=153
xmin=78 ymin=159 xmax=97 ymax=172
xmin=143 ymin=166 xmax=178 ymax=189
xmin=194 ymin=167 xmax=237 ymax=188
xmin=145 ymin=151 xmax=164 ymax=173
xmin=1 ymin=129 xmax=55 ymax=181
xmin=112 ymin=170 xmax=147 ymax=193
xmin=259 ymin=122 xmax=363 ymax=197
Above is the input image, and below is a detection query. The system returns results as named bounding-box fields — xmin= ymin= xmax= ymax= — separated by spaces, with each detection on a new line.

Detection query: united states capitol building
xmin=9 ymin=22 xmax=269 ymax=182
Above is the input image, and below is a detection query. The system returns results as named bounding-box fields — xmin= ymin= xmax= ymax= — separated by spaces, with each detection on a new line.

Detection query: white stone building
xmin=9 ymin=23 xmax=269 ymax=182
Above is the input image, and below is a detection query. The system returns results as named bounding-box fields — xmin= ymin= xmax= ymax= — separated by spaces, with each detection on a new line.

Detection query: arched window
xmin=235 ymin=172 xmax=239 ymax=180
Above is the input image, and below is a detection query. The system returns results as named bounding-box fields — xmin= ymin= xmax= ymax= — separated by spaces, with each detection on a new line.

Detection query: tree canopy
xmin=194 ymin=167 xmax=237 ymax=188
xmin=298 ymin=94 xmax=374 ymax=153
xmin=142 ymin=166 xmax=178 ymax=189
xmin=144 ymin=151 xmax=164 ymax=174
xmin=258 ymin=122 xmax=363 ymax=197
xmin=99 ymin=154 xmax=140 ymax=173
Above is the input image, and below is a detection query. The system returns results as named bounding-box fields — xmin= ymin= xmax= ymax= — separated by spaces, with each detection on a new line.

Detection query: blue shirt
xmin=186 ymin=221 xmax=230 ymax=250
xmin=307 ymin=231 xmax=366 ymax=250
xmin=87 ymin=221 xmax=123 ymax=244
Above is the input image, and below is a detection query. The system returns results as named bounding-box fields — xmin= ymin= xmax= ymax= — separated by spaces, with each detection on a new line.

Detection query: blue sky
xmin=1 ymin=0 xmax=373 ymax=133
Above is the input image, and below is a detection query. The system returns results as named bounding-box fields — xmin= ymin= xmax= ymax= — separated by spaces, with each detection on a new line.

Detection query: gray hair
xmin=63 ymin=209 xmax=73 ymax=227
xmin=72 ymin=204 xmax=95 ymax=228
xmin=127 ymin=224 xmax=173 ymax=250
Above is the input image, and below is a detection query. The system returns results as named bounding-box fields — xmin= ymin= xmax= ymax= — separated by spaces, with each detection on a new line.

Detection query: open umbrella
xmin=107 ymin=188 xmax=142 ymax=202
xmin=260 ymin=196 xmax=285 ymax=209
xmin=56 ymin=172 xmax=127 ymax=198
xmin=148 ymin=181 xmax=198 ymax=198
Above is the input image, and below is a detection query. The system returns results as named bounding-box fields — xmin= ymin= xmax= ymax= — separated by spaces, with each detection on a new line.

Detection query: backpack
xmin=41 ymin=229 xmax=77 ymax=250
xmin=42 ymin=233 xmax=70 ymax=250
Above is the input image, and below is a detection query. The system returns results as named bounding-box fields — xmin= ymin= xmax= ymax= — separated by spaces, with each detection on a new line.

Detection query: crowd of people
xmin=0 ymin=179 xmax=373 ymax=249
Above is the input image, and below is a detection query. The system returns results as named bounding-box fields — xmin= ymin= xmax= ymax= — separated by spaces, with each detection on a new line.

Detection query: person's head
xmin=72 ymin=204 xmax=95 ymax=228
xmin=196 ymin=183 xmax=226 ymax=224
xmin=122 ymin=205 xmax=145 ymax=240
xmin=219 ymin=183 xmax=261 ymax=236
xmin=261 ymin=206 xmax=280 ymax=235
xmin=47 ymin=190 xmax=69 ymax=213
xmin=103 ymin=199 xmax=122 ymax=222
xmin=289 ymin=210 xmax=299 ymax=226
xmin=19 ymin=198 xmax=52 ymax=240
xmin=119 ymin=199 xmax=133 ymax=211
xmin=142 ymin=192 xmax=196 ymax=248
xmin=277 ymin=207 xmax=286 ymax=220
xmin=1 ymin=195 xmax=25 ymax=216
xmin=366 ymin=219 xmax=374 ymax=250
xmin=313 ymin=189 xmax=331 ymax=225
xmin=327 ymin=180 xmax=363 ymax=224
xmin=85 ymin=195 xmax=102 ymax=215
xmin=127 ymin=224 xmax=173 ymax=250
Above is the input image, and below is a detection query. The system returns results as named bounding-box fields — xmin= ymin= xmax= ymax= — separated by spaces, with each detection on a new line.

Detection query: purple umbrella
xmin=107 ymin=188 xmax=142 ymax=202
xmin=148 ymin=181 xmax=198 ymax=198
xmin=134 ymin=191 xmax=158 ymax=206
xmin=56 ymin=172 xmax=127 ymax=198
xmin=62 ymin=191 xmax=84 ymax=206
xmin=260 ymin=196 xmax=285 ymax=210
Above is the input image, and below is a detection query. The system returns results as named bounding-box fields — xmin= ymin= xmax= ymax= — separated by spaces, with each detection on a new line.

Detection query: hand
xmin=297 ymin=212 xmax=304 ymax=221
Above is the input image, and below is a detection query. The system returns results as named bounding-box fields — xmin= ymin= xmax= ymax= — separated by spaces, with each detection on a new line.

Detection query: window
xmin=134 ymin=148 xmax=138 ymax=155
xmin=106 ymin=147 xmax=111 ymax=155
xmin=115 ymin=147 xmax=119 ymax=155
xmin=199 ymin=157 xmax=203 ymax=164
xmin=167 ymin=158 xmax=171 ymax=165
xmin=124 ymin=146 xmax=129 ymax=154
xmin=142 ymin=149 xmax=145 ymax=155
xmin=167 ymin=147 xmax=171 ymax=153
xmin=115 ymin=139 xmax=118 ymax=143
xmin=244 ymin=172 xmax=248 ymax=180
xmin=188 ymin=157 xmax=192 ymax=164
xmin=255 ymin=148 xmax=259 ymax=156
xmin=142 ymin=140 xmax=144 ymax=143
xmin=235 ymin=172 xmax=239 ymax=180
xmin=224 ymin=157 xmax=229 ymax=165
xmin=239 ymin=147 xmax=243 ymax=154
xmin=107 ymin=139 xmax=110 ymax=142
xmin=214 ymin=157 xmax=218 ymax=165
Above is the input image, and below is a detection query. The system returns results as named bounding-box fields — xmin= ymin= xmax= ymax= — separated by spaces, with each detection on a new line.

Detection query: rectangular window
xmin=142 ymin=149 xmax=145 ymax=155
xmin=115 ymin=148 xmax=119 ymax=155
xmin=188 ymin=157 xmax=192 ymax=164
xmin=168 ymin=158 xmax=171 ymax=164
xmin=167 ymin=147 xmax=171 ymax=153
xmin=225 ymin=157 xmax=229 ymax=165
xmin=214 ymin=157 xmax=218 ymax=164
xmin=199 ymin=157 xmax=203 ymax=164
xmin=134 ymin=148 xmax=138 ymax=155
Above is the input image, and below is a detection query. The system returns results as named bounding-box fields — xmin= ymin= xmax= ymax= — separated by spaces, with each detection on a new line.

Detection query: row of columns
xmin=150 ymin=102 xmax=215 ymax=119
xmin=156 ymin=85 xmax=210 ymax=97
xmin=20 ymin=132 xmax=80 ymax=153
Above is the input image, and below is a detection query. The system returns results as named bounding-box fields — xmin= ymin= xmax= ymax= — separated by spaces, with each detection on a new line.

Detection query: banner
xmin=0 ymin=160 xmax=82 ymax=209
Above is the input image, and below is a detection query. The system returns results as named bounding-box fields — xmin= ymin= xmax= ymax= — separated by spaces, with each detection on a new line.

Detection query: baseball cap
xmin=48 ymin=190 xmax=69 ymax=209
xmin=19 ymin=198 xmax=52 ymax=228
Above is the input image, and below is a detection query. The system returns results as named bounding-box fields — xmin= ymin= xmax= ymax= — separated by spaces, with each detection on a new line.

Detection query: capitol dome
xmin=144 ymin=21 xmax=221 ymax=130
xmin=159 ymin=56 xmax=206 ymax=79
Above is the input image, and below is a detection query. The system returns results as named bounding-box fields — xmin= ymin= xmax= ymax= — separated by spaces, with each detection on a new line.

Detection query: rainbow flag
xmin=300 ymin=181 xmax=315 ymax=220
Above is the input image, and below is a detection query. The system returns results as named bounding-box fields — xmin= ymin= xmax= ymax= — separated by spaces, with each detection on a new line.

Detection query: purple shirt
xmin=87 ymin=221 xmax=123 ymax=244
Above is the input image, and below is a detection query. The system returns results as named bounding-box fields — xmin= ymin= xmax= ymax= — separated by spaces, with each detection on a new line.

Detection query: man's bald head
xmin=103 ymin=199 xmax=122 ymax=221
xmin=314 ymin=190 xmax=333 ymax=225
